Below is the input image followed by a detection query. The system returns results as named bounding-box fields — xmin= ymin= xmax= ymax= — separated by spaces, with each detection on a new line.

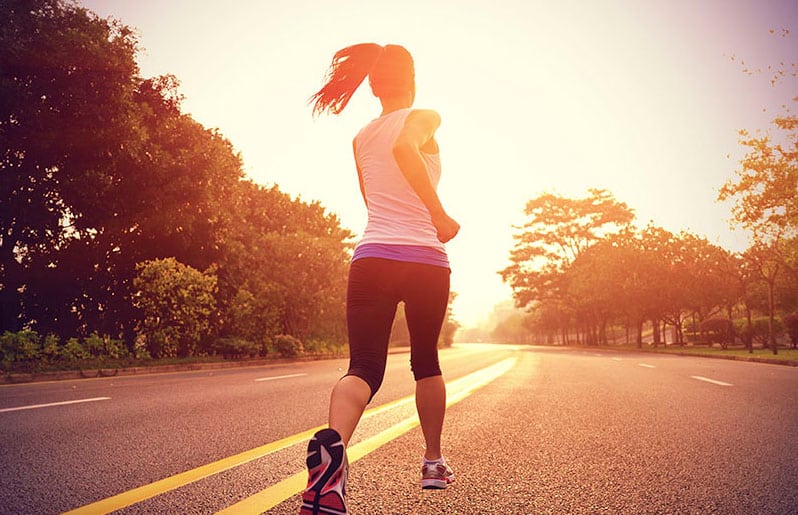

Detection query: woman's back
xmin=355 ymin=108 xmax=444 ymax=251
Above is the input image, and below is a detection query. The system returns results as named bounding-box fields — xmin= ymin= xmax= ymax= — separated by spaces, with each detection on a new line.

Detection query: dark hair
xmin=310 ymin=43 xmax=415 ymax=117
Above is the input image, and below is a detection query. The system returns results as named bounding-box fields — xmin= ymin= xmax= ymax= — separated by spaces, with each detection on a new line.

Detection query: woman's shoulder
xmin=408 ymin=108 xmax=440 ymax=120
xmin=405 ymin=109 xmax=441 ymax=131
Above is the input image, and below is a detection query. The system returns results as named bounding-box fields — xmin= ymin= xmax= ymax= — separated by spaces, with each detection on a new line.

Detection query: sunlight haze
xmin=79 ymin=0 xmax=798 ymax=328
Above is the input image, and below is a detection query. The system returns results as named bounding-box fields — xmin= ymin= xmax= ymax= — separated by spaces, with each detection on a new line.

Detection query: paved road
xmin=1 ymin=345 xmax=796 ymax=514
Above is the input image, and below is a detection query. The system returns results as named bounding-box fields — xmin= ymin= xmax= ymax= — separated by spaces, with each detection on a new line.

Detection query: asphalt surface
xmin=1 ymin=344 xmax=796 ymax=514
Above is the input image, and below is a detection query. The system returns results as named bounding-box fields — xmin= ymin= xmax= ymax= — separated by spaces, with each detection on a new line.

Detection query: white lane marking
xmin=638 ymin=363 xmax=656 ymax=368
xmin=255 ymin=373 xmax=307 ymax=382
xmin=611 ymin=357 xmax=623 ymax=361
xmin=0 ymin=396 xmax=111 ymax=413
xmin=691 ymin=375 xmax=733 ymax=387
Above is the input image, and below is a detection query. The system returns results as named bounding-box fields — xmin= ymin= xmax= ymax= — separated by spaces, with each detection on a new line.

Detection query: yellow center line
xmin=62 ymin=357 xmax=516 ymax=515
xmin=216 ymin=357 xmax=517 ymax=514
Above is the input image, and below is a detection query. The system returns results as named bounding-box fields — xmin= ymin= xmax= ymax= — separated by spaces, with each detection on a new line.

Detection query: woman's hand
xmin=432 ymin=212 xmax=460 ymax=243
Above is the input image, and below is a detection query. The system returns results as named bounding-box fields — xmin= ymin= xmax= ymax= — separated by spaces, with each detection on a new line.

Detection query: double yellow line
xmin=64 ymin=357 xmax=517 ymax=515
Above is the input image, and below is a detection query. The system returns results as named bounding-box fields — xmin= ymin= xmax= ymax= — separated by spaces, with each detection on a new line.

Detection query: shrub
xmin=84 ymin=332 xmax=105 ymax=357
xmin=699 ymin=318 xmax=735 ymax=348
xmin=40 ymin=334 xmax=61 ymax=361
xmin=733 ymin=319 xmax=754 ymax=347
xmin=683 ymin=320 xmax=699 ymax=343
xmin=0 ymin=330 xmax=42 ymax=368
xmin=273 ymin=334 xmax=303 ymax=358
xmin=132 ymin=335 xmax=151 ymax=360
xmin=103 ymin=335 xmax=129 ymax=359
xmin=302 ymin=339 xmax=325 ymax=354
xmin=784 ymin=313 xmax=798 ymax=348
xmin=133 ymin=257 xmax=217 ymax=358
xmin=750 ymin=317 xmax=784 ymax=346
xmin=62 ymin=338 xmax=89 ymax=361
xmin=214 ymin=337 xmax=259 ymax=359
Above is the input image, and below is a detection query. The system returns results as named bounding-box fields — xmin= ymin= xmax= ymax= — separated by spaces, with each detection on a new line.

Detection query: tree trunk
xmin=767 ymin=279 xmax=778 ymax=355
xmin=652 ymin=318 xmax=661 ymax=347
xmin=636 ymin=320 xmax=643 ymax=349
xmin=745 ymin=305 xmax=754 ymax=353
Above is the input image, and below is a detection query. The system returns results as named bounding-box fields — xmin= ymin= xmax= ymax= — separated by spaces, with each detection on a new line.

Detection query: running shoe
xmin=300 ymin=428 xmax=348 ymax=515
xmin=421 ymin=457 xmax=455 ymax=490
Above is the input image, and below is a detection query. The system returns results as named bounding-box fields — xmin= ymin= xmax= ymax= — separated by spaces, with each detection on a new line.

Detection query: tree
xmin=439 ymin=292 xmax=460 ymax=347
xmin=215 ymin=182 xmax=351 ymax=344
xmin=2 ymin=0 xmax=354 ymax=355
xmin=390 ymin=292 xmax=460 ymax=347
xmin=1 ymin=1 xmax=244 ymax=342
xmin=133 ymin=258 xmax=217 ymax=358
xmin=501 ymin=189 xmax=635 ymax=309
xmin=1 ymin=0 xmax=140 ymax=332
xmin=719 ymin=106 xmax=797 ymax=354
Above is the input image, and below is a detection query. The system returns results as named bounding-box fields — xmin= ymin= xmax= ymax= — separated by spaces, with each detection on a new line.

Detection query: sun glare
xmin=78 ymin=0 xmax=797 ymax=327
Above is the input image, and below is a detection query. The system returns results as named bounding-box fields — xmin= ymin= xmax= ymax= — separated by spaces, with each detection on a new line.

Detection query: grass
xmin=636 ymin=344 xmax=798 ymax=363
xmin=1 ymin=348 xmax=349 ymax=379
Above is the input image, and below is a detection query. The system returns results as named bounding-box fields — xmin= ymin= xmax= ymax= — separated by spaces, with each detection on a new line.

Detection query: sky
xmin=78 ymin=0 xmax=797 ymax=328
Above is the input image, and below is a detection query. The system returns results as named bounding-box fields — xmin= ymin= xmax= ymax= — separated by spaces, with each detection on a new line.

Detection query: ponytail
xmin=309 ymin=43 xmax=384 ymax=117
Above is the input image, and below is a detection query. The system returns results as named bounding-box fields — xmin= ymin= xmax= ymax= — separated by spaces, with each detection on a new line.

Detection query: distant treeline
xmin=498 ymin=182 xmax=797 ymax=352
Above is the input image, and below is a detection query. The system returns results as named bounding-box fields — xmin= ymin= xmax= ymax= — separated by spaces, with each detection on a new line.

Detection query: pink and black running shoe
xmin=421 ymin=457 xmax=455 ymax=490
xmin=300 ymin=428 xmax=348 ymax=515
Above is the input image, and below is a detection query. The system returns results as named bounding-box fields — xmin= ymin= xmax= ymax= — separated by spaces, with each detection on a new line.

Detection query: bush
xmin=40 ymin=334 xmax=61 ymax=361
xmin=214 ymin=337 xmax=259 ymax=359
xmin=84 ymin=332 xmax=105 ymax=357
xmin=784 ymin=313 xmax=798 ymax=348
xmin=303 ymin=339 xmax=327 ymax=354
xmin=273 ymin=334 xmax=303 ymax=358
xmin=750 ymin=316 xmax=784 ymax=346
xmin=63 ymin=337 xmax=89 ymax=361
xmin=733 ymin=319 xmax=754 ymax=347
xmin=683 ymin=320 xmax=699 ymax=343
xmin=133 ymin=258 xmax=217 ymax=358
xmin=103 ymin=335 xmax=129 ymax=359
xmin=699 ymin=318 xmax=735 ymax=348
xmin=1 ymin=330 xmax=41 ymax=368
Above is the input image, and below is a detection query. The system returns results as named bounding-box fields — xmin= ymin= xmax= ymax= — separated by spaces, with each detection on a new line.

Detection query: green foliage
xmin=0 ymin=330 xmax=128 ymax=370
xmin=784 ymin=313 xmax=798 ymax=347
xmin=273 ymin=334 xmax=304 ymax=358
xmin=750 ymin=316 xmax=785 ymax=345
xmin=40 ymin=334 xmax=61 ymax=361
xmin=133 ymin=258 xmax=217 ymax=358
xmin=718 ymin=109 xmax=798 ymax=240
xmin=699 ymin=318 xmax=735 ymax=348
xmin=63 ymin=338 xmax=89 ymax=361
xmin=1 ymin=1 xmax=352 ymax=360
xmin=733 ymin=319 xmax=754 ymax=347
xmin=501 ymin=189 xmax=635 ymax=309
xmin=1 ymin=330 xmax=41 ymax=367
xmin=213 ymin=337 xmax=259 ymax=359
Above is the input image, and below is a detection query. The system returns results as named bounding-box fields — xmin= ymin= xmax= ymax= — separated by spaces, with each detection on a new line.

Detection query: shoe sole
xmin=301 ymin=428 xmax=347 ymax=514
xmin=421 ymin=478 xmax=448 ymax=489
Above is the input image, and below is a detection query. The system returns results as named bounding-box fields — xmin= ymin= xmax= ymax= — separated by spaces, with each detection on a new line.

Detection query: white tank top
xmin=354 ymin=108 xmax=445 ymax=253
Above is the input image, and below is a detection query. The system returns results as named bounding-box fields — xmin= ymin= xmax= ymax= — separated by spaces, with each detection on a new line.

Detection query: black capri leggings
xmin=345 ymin=257 xmax=450 ymax=401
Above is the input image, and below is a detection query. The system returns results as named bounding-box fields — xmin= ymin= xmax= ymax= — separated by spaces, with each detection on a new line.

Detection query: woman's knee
xmin=344 ymin=368 xmax=384 ymax=402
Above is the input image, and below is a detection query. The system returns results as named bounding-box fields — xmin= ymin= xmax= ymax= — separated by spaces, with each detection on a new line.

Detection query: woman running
xmin=300 ymin=43 xmax=460 ymax=514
